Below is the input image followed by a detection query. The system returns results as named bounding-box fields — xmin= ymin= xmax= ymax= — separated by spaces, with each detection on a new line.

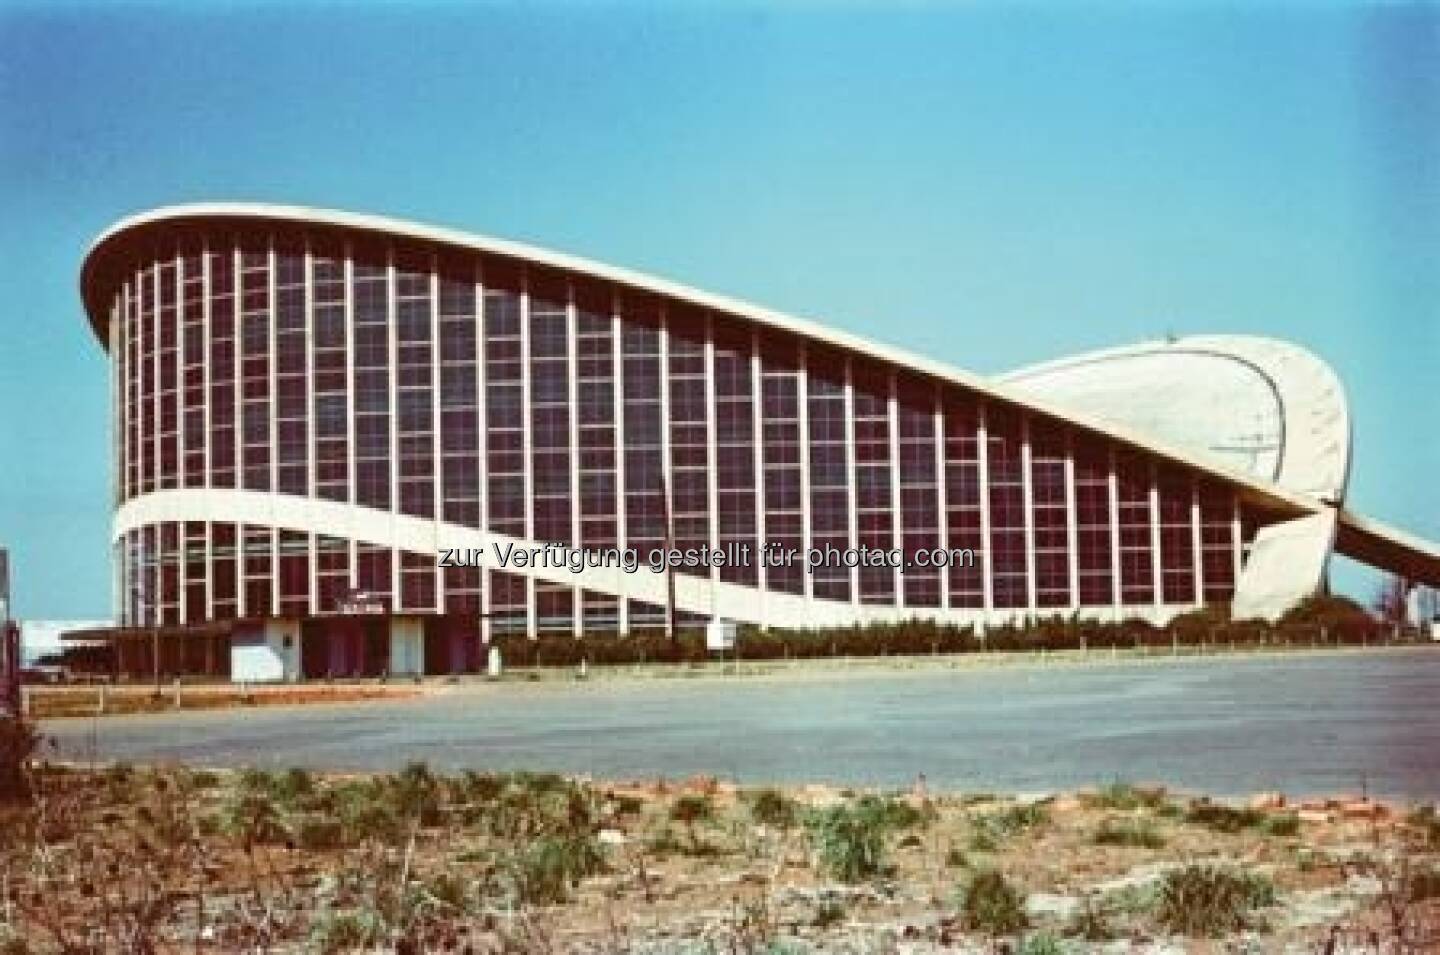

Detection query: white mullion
xmin=887 ymin=371 xmax=903 ymax=609
xmin=658 ymin=305 xmax=672 ymax=552
xmin=843 ymin=355 xmax=858 ymax=606
xmin=203 ymin=240 xmax=213 ymax=507
xmin=175 ymin=250 xmax=187 ymax=494
xmin=1149 ymin=462 xmax=1163 ymax=610
xmin=797 ymin=341 xmax=812 ymax=603
xmin=343 ymin=242 xmax=357 ymax=589
xmin=1107 ymin=447 xmax=1122 ymax=619
xmin=267 ymin=239 xmax=279 ymax=617
xmin=1021 ymin=414 xmax=1036 ymax=615
xmin=230 ymin=244 xmax=241 ymax=483
xmin=175 ymin=251 xmax=186 ymax=625
xmin=305 ymin=241 xmax=318 ymax=615
xmin=475 ymin=260 xmax=490 ymax=645
xmin=150 ymin=261 xmax=160 ymax=499
xmin=109 ymin=301 xmax=120 ymax=623
xmin=519 ymin=270 xmax=535 ymax=638
xmin=1232 ymin=494 xmax=1244 ymax=588
xmin=267 ymin=240 xmax=278 ymax=502
xmin=203 ymin=522 xmax=213 ymax=626
xmin=934 ymin=386 xmax=949 ymax=612
xmin=976 ymin=402 xmax=993 ymax=616
xmin=386 ymin=247 xmax=400 ymax=605
xmin=119 ymin=282 xmax=129 ymax=505
xmin=430 ymin=255 xmax=443 ymax=614
xmin=567 ymin=279 xmax=582 ymax=636
xmin=1191 ymin=479 xmax=1204 ymax=606
xmin=233 ymin=245 xmax=245 ymax=621
xmin=113 ymin=292 xmax=124 ymax=621
xmin=704 ymin=313 xmax=719 ymax=595
xmin=750 ymin=327 xmax=766 ymax=599
xmin=612 ymin=291 xmax=628 ymax=634
xmin=1064 ymin=430 xmax=1079 ymax=611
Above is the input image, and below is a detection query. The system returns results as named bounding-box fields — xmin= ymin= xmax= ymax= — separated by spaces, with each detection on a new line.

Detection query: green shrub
xmin=746 ymin=787 xmax=799 ymax=829
xmin=1016 ymin=932 xmax=1066 ymax=955
xmin=1153 ymin=864 xmax=1274 ymax=936
xmin=1184 ymin=800 xmax=1264 ymax=834
xmin=1260 ymin=813 xmax=1300 ymax=837
xmin=334 ymin=781 xmax=405 ymax=844
xmin=957 ymin=867 xmax=1029 ymax=935
xmin=1066 ymin=893 xmax=1115 ymax=941
xmin=970 ymin=801 xmax=1049 ymax=848
xmin=505 ymin=834 xmax=605 ymax=905
xmin=293 ymin=813 xmax=345 ymax=851
xmin=425 ymin=871 xmax=471 ymax=911
xmin=219 ymin=790 xmax=289 ymax=847
xmin=1405 ymin=805 xmax=1440 ymax=850
xmin=856 ymin=794 xmax=931 ymax=830
xmin=645 ymin=825 xmax=686 ymax=858
xmin=1408 ymin=865 xmax=1440 ymax=903
xmin=1093 ymin=817 xmax=1165 ymax=849
xmin=390 ymin=761 xmax=442 ymax=824
xmin=608 ymin=792 xmax=645 ymax=816
xmin=1085 ymin=781 xmax=1166 ymax=812
xmin=308 ymin=908 xmax=382 ymax=953
xmin=670 ymin=793 xmax=713 ymax=826
xmin=813 ymin=898 xmax=846 ymax=928
xmin=805 ymin=803 xmax=891 ymax=883
xmin=273 ymin=767 xmax=315 ymax=803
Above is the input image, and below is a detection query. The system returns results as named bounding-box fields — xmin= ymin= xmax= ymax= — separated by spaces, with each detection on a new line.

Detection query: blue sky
xmin=1 ymin=2 xmax=1435 ymax=619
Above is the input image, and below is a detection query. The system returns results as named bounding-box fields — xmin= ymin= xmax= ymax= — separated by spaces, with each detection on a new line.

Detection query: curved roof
xmin=79 ymin=202 xmax=1440 ymax=588
xmin=79 ymin=202 xmax=1328 ymax=523
xmin=998 ymin=336 xmax=1351 ymax=504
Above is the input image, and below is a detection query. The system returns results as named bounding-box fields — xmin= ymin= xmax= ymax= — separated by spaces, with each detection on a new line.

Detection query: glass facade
xmin=105 ymin=227 xmax=1254 ymax=632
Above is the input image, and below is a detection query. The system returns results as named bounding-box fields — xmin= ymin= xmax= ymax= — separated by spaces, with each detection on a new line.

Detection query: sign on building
xmin=336 ymin=588 xmax=387 ymax=615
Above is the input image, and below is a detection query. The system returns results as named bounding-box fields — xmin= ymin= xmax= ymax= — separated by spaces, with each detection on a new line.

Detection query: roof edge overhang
xmin=1335 ymin=510 xmax=1440 ymax=588
xmin=81 ymin=202 xmax=1339 ymax=524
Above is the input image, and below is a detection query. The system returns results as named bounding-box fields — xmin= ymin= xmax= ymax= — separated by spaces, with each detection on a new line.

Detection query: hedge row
xmin=487 ymin=596 xmax=1402 ymax=669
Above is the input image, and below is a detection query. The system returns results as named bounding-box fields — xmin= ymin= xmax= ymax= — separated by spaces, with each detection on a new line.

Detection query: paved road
xmin=43 ymin=648 xmax=1440 ymax=798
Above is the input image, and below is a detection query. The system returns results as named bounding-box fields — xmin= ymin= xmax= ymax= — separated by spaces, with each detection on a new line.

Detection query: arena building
xmin=77 ymin=204 xmax=1440 ymax=680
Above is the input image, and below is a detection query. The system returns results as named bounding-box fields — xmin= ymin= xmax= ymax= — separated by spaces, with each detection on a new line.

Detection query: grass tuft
xmin=956 ymin=867 xmax=1029 ymax=935
xmin=1152 ymin=864 xmax=1275 ymax=937
xmin=1093 ymin=817 xmax=1166 ymax=849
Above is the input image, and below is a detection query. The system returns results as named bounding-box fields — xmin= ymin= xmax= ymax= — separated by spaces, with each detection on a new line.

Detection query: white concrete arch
xmin=999 ymin=335 xmax=1351 ymax=504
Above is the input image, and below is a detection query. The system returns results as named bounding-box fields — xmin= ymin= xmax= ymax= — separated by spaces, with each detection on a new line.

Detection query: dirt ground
xmin=23 ymin=682 xmax=422 ymax=718
xmin=1 ymin=763 xmax=1436 ymax=953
